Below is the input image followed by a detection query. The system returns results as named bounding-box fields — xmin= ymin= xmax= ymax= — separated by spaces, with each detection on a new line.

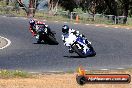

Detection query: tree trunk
xmin=122 ymin=0 xmax=129 ymax=24
xmin=48 ymin=0 xmax=59 ymax=15
xmin=17 ymin=0 xmax=29 ymax=14
xmin=17 ymin=0 xmax=36 ymax=17
xmin=28 ymin=0 xmax=36 ymax=17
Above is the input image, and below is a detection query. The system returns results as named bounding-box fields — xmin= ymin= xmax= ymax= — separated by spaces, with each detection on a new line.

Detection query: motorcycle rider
xmin=61 ymin=25 xmax=91 ymax=53
xmin=29 ymin=19 xmax=37 ymax=36
xmin=29 ymin=19 xmax=54 ymax=42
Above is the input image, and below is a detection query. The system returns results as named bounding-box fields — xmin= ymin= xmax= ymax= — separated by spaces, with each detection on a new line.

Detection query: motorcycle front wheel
xmin=72 ymin=44 xmax=88 ymax=58
xmin=47 ymin=34 xmax=59 ymax=45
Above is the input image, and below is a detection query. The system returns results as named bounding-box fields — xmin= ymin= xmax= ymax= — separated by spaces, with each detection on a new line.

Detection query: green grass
xmin=35 ymin=12 xmax=71 ymax=22
xmin=0 ymin=6 xmax=132 ymax=26
xmin=34 ymin=12 xmax=123 ymax=25
xmin=0 ymin=70 xmax=31 ymax=78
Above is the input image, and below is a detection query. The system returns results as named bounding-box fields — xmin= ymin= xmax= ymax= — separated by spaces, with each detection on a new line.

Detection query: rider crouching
xmin=61 ymin=25 xmax=91 ymax=53
xmin=29 ymin=19 xmax=53 ymax=43
xmin=29 ymin=19 xmax=37 ymax=36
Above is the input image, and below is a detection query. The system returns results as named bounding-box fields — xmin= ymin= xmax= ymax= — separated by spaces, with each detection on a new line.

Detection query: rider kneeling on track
xmin=61 ymin=25 xmax=91 ymax=54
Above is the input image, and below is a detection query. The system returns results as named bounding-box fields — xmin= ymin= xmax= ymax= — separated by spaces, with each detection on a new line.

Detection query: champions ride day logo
xmin=76 ymin=67 xmax=131 ymax=85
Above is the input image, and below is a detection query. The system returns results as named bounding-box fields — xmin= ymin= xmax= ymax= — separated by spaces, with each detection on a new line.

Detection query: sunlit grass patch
xmin=0 ymin=70 xmax=31 ymax=78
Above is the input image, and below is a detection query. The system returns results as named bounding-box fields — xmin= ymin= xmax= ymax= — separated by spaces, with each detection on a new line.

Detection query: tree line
xmin=1 ymin=0 xmax=132 ymax=23
xmin=59 ymin=0 xmax=132 ymax=16
xmin=59 ymin=0 xmax=132 ymax=24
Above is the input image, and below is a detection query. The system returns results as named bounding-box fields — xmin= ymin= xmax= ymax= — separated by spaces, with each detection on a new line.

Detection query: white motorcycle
xmin=64 ymin=33 xmax=96 ymax=57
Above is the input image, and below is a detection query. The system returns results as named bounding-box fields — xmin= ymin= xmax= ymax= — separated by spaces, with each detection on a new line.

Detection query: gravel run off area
xmin=0 ymin=71 xmax=131 ymax=88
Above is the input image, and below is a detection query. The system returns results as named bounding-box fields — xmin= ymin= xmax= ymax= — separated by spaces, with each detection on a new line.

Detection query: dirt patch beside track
xmin=0 ymin=70 xmax=131 ymax=88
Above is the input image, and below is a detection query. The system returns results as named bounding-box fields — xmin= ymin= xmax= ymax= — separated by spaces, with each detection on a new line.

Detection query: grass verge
xmin=1 ymin=8 xmax=132 ymax=27
xmin=0 ymin=70 xmax=31 ymax=78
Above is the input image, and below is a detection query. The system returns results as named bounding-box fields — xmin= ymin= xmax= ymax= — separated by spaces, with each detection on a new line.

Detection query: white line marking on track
xmin=0 ymin=36 xmax=11 ymax=49
xmin=74 ymin=23 xmax=78 ymax=24
xmin=95 ymin=25 xmax=100 ymax=26
xmin=54 ymin=21 xmax=58 ymax=22
xmin=116 ymin=68 xmax=125 ymax=70
xmin=114 ymin=27 xmax=118 ymax=28
xmin=105 ymin=26 xmax=109 ymax=27
xmin=48 ymin=71 xmax=63 ymax=73
xmin=64 ymin=22 xmax=68 ymax=23
xmin=29 ymin=72 xmax=40 ymax=74
xmin=100 ymin=69 xmax=109 ymax=71
xmin=14 ymin=17 xmax=18 ymax=18
xmin=85 ymin=24 xmax=90 ymax=25
xmin=126 ymin=28 xmax=130 ymax=29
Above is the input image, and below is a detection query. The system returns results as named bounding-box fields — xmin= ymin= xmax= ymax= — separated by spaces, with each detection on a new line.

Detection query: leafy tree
xmin=16 ymin=0 xmax=37 ymax=17
xmin=3 ymin=0 xmax=132 ymax=23
xmin=48 ymin=0 xmax=60 ymax=15
xmin=59 ymin=0 xmax=78 ymax=11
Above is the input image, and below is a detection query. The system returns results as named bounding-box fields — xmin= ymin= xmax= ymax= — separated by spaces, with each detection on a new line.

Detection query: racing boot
xmin=37 ymin=39 xmax=41 ymax=44
xmin=69 ymin=48 xmax=74 ymax=53
xmin=36 ymin=35 xmax=42 ymax=44
xmin=35 ymin=34 xmax=39 ymax=39
xmin=68 ymin=46 xmax=74 ymax=53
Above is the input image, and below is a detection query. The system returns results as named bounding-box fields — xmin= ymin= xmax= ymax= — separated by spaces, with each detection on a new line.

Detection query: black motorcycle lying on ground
xmin=35 ymin=24 xmax=59 ymax=45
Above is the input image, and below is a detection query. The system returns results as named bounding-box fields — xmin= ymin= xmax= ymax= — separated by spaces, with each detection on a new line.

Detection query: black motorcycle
xmin=36 ymin=25 xmax=59 ymax=45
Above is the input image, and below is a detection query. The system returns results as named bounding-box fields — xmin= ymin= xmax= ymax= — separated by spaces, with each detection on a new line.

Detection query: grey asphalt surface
xmin=0 ymin=16 xmax=132 ymax=72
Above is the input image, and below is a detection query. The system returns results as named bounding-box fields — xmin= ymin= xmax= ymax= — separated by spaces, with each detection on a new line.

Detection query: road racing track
xmin=0 ymin=16 xmax=132 ymax=72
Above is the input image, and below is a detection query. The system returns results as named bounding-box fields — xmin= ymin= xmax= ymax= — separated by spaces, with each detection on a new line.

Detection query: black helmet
xmin=62 ymin=25 xmax=69 ymax=34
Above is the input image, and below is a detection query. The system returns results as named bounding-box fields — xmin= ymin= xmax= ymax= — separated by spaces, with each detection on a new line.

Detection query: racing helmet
xmin=29 ymin=19 xmax=35 ymax=26
xmin=62 ymin=25 xmax=69 ymax=34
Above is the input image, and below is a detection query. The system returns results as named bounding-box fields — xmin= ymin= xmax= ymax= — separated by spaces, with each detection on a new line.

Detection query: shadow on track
xmin=64 ymin=55 xmax=96 ymax=58
xmin=64 ymin=56 xmax=82 ymax=58
xmin=33 ymin=42 xmax=59 ymax=45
